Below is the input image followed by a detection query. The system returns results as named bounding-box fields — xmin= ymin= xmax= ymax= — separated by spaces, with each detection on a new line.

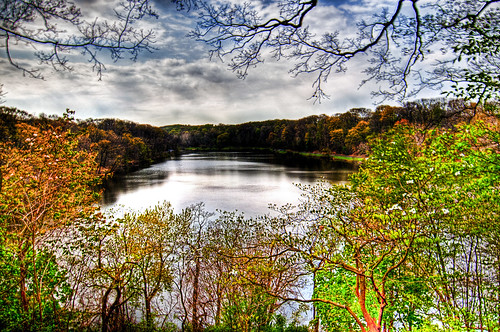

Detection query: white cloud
xmin=0 ymin=48 xmax=378 ymax=126
xmin=1 ymin=0 xmax=440 ymax=126
xmin=341 ymin=0 xmax=396 ymax=14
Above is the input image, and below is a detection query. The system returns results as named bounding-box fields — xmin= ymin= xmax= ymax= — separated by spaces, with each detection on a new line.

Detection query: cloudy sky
xmin=1 ymin=0 xmax=438 ymax=126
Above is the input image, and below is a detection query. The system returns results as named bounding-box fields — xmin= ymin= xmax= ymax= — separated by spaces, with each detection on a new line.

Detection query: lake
xmin=101 ymin=151 xmax=358 ymax=216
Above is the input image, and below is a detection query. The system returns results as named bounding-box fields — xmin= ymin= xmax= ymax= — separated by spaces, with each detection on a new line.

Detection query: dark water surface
xmin=101 ymin=152 xmax=358 ymax=216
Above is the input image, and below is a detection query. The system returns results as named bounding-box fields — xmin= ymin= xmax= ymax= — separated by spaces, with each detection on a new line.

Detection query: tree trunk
xmin=101 ymin=286 xmax=121 ymax=332
xmin=312 ymin=270 xmax=319 ymax=332
xmin=145 ymin=293 xmax=153 ymax=331
xmin=215 ymin=282 xmax=221 ymax=326
xmin=356 ymin=272 xmax=380 ymax=332
xmin=19 ymin=247 xmax=29 ymax=314
xmin=101 ymin=287 xmax=112 ymax=332
xmin=367 ymin=322 xmax=381 ymax=332
xmin=191 ymin=256 xmax=201 ymax=332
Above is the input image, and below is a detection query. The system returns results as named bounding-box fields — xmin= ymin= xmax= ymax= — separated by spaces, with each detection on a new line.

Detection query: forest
xmin=1 ymin=99 xmax=500 ymax=331
xmin=1 ymin=0 xmax=500 ymax=330
xmin=165 ymin=98 xmax=472 ymax=156
xmin=0 ymin=107 xmax=179 ymax=176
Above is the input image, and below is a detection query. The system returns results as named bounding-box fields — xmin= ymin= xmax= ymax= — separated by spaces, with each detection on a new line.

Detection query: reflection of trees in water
xmin=100 ymin=152 xmax=357 ymax=207
xmin=272 ymin=152 xmax=357 ymax=171
xmin=100 ymin=169 xmax=171 ymax=205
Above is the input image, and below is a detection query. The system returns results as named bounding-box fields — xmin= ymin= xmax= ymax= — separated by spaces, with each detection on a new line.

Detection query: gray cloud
xmin=2 ymin=0 xmax=427 ymax=126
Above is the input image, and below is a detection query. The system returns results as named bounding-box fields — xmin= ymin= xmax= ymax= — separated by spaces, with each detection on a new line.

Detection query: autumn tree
xmin=368 ymin=105 xmax=402 ymax=134
xmin=0 ymin=121 xmax=101 ymax=330
xmin=344 ymin=120 xmax=370 ymax=154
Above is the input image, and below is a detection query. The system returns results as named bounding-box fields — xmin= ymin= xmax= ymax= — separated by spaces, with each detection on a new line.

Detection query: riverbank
xmin=273 ymin=149 xmax=365 ymax=162
xmin=183 ymin=146 xmax=365 ymax=163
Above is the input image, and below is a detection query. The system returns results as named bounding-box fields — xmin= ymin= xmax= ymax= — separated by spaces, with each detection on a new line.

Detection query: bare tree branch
xmin=0 ymin=0 xmax=158 ymax=79
xmin=188 ymin=0 xmax=500 ymax=103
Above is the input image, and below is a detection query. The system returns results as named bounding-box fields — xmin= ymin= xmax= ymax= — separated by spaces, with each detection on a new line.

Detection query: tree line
xmin=165 ymin=98 xmax=475 ymax=155
xmin=0 ymin=107 xmax=179 ymax=176
xmin=1 ymin=98 xmax=478 ymax=176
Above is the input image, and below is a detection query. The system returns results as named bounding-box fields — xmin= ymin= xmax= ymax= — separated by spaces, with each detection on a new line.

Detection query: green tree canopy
xmin=265 ymin=116 xmax=500 ymax=331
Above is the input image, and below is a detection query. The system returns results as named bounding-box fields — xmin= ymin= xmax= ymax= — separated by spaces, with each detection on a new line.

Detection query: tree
xmin=264 ymin=116 xmax=500 ymax=331
xmin=205 ymin=211 xmax=305 ymax=332
xmin=344 ymin=120 xmax=370 ymax=154
xmin=0 ymin=121 xmax=101 ymax=330
xmin=350 ymin=118 xmax=500 ymax=330
xmin=65 ymin=202 xmax=191 ymax=331
xmin=189 ymin=0 xmax=500 ymax=103
xmin=269 ymin=182 xmax=421 ymax=332
xmin=0 ymin=0 xmax=157 ymax=79
xmin=119 ymin=202 xmax=190 ymax=331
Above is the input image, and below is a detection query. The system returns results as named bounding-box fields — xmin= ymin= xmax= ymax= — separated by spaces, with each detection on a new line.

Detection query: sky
xmin=0 ymin=0 xmax=438 ymax=126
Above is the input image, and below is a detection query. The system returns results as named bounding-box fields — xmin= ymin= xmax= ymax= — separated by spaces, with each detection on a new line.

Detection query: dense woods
xmin=165 ymin=99 xmax=473 ymax=156
xmin=0 ymin=107 xmax=178 ymax=176
xmin=1 ymin=100 xmax=500 ymax=331
xmin=2 ymin=0 xmax=500 ymax=330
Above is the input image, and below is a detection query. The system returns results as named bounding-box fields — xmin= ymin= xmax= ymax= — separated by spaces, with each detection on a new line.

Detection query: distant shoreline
xmin=182 ymin=146 xmax=365 ymax=163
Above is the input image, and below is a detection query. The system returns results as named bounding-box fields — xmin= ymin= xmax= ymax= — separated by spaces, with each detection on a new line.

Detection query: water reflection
xmin=101 ymin=152 xmax=358 ymax=216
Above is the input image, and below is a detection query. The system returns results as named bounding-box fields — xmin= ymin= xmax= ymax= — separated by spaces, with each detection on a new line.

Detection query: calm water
xmin=101 ymin=152 xmax=358 ymax=216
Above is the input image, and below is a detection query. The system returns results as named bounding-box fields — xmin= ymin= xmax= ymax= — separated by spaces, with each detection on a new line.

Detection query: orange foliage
xmin=0 ymin=123 xmax=101 ymax=235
